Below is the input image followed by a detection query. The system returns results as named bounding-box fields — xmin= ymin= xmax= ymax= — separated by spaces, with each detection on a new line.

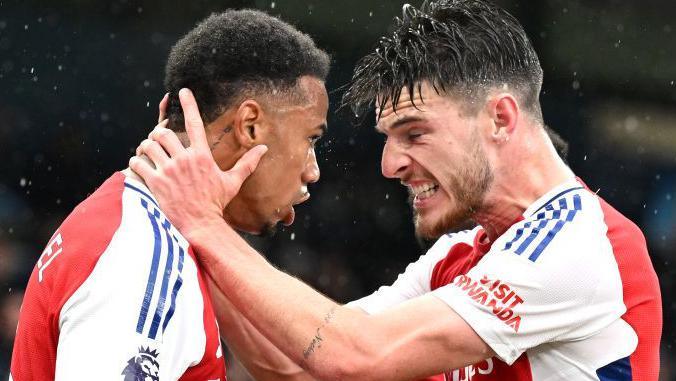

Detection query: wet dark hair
xmin=343 ymin=0 xmax=543 ymax=119
xmin=164 ymin=9 xmax=330 ymax=131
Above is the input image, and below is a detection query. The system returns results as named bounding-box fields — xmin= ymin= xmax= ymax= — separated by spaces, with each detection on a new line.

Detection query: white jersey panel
xmin=528 ymin=319 xmax=637 ymax=380
xmin=348 ymin=228 xmax=478 ymax=314
xmin=55 ymin=182 xmax=206 ymax=381
xmin=432 ymin=187 xmax=632 ymax=369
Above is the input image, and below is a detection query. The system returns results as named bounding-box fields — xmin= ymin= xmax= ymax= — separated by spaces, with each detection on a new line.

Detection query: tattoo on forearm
xmin=209 ymin=124 xmax=232 ymax=151
xmin=302 ymin=306 xmax=337 ymax=362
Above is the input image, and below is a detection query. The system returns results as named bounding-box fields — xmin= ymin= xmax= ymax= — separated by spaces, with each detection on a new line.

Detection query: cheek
xmin=284 ymin=146 xmax=311 ymax=170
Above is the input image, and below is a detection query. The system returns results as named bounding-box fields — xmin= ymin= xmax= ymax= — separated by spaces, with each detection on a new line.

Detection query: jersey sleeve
xmin=347 ymin=231 xmax=473 ymax=314
xmin=432 ymin=195 xmax=627 ymax=364
xmin=54 ymin=196 xmax=207 ymax=380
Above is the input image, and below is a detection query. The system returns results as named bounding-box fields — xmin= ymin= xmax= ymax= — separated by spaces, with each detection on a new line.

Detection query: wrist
xmin=182 ymin=217 xmax=230 ymax=247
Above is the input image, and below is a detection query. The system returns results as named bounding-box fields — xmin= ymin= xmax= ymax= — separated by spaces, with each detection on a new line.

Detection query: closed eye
xmin=309 ymin=135 xmax=321 ymax=145
xmin=408 ymin=129 xmax=424 ymax=142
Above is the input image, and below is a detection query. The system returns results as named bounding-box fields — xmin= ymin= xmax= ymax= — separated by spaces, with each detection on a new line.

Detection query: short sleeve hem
xmin=346 ymin=295 xmax=387 ymax=315
xmin=431 ymin=287 xmax=522 ymax=364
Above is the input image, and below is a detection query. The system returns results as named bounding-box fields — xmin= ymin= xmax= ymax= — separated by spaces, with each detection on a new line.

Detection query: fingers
xmin=178 ymin=88 xmax=210 ymax=152
xmin=141 ymin=119 xmax=169 ymax=156
xmin=158 ymin=93 xmax=169 ymax=123
xmin=222 ymin=145 xmax=268 ymax=189
xmin=149 ymin=126 xmax=185 ymax=157
xmin=137 ymin=139 xmax=170 ymax=168
xmin=129 ymin=155 xmax=157 ymax=181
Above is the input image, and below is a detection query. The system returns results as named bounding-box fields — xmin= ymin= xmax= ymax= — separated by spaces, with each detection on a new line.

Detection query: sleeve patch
xmin=453 ymin=274 xmax=524 ymax=332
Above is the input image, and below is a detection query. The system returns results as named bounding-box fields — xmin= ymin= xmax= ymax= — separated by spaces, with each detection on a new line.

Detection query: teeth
xmin=417 ymin=186 xmax=438 ymax=200
xmin=410 ymin=183 xmax=439 ymax=199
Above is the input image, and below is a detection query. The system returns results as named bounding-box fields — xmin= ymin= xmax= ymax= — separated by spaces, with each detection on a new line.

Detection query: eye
xmin=309 ymin=135 xmax=322 ymax=147
xmin=408 ymin=129 xmax=424 ymax=142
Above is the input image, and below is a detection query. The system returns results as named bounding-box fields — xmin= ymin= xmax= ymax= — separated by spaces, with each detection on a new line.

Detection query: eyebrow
xmin=317 ymin=123 xmax=328 ymax=134
xmin=378 ymin=115 xmax=426 ymax=132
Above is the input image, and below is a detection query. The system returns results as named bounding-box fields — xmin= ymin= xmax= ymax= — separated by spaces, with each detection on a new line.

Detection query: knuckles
xmin=139 ymin=139 xmax=153 ymax=152
xmin=150 ymin=127 xmax=172 ymax=141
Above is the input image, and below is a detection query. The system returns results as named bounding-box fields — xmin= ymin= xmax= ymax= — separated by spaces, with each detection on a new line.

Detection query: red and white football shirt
xmin=10 ymin=173 xmax=226 ymax=381
xmin=350 ymin=180 xmax=661 ymax=380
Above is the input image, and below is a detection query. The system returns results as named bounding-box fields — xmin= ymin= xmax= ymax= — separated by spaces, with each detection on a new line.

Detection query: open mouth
xmin=282 ymin=207 xmax=295 ymax=226
xmin=294 ymin=192 xmax=310 ymax=206
xmin=294 ymin=185 xmax=310 ymax=205
xmin=410 ymin=182 xmax=440 ymax=202
xmin=284 ymin=186 xmax=311 ymax=226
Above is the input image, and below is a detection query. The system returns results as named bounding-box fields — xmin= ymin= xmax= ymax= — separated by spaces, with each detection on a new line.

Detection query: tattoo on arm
xmin=301 ymin=306 xmax=338 ymax=363
xmin=209 ymin=124 xmax=232 ymax=151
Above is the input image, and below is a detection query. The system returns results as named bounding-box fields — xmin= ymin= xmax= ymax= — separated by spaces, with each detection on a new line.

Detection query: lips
xmin=283 ymin=191 xmax=310 ymax=226
xmin=294 ymin=192 xmax=310 ymax=205
xmin=282 ymin=206 xmax=295 ymax=226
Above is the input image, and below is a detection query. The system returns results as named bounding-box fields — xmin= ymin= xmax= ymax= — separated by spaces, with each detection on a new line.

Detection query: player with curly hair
xmin=10 ymin=9 xmax=329 ymax=380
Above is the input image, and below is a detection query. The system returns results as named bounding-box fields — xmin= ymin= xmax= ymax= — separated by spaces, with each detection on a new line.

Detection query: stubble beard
xmin=413 ymin=132 xmax=494 ymax=239
xmin=257 ymin=222 xmax=279 ymax=238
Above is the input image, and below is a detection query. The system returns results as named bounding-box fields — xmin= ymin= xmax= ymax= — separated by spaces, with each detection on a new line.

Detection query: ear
xmin=487 ymin=94 xmax=519 ymax=144
xmin=233 ymin=100 xmax=267 ymax=148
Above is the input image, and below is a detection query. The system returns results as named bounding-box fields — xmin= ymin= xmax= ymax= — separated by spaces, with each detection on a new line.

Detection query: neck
xmin=474 ymin=132 xmax=575 ymax=241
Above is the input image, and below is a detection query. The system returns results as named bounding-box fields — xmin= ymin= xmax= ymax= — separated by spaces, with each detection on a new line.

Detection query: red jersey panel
xmin=10 ymin=173 xmax=226 ymax=380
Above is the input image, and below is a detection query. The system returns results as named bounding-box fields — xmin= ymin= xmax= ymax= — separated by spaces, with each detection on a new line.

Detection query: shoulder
xmin=30 ymin=173 xmax=127 ymax=298
xmin=495 ymin=188 xmax=610 ymax=264
xmin=38 ymin=174 xmax=185 ymax=288
xmin=426 ymin=228 xmax=479 ymax=263
xmin=414 ymin=228 xmax=479 ymax=281
xmin=427 ymin=228 xmax=481 ymax=289
xmin=472 ymin=188 xmax=627 ymax=307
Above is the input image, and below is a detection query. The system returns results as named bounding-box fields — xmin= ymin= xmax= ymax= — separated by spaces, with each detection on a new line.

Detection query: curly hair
xmin=164 ymin=9 xmax=330 ymax=131
xmin=343 ymin=0 xmax=543 ymax=120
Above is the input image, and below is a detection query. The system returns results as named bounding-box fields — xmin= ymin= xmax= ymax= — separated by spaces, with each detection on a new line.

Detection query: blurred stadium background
xmin=0 ymin=0 xmax=674 ymax=379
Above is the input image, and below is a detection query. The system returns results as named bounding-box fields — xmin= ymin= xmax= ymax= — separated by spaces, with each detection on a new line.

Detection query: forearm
xmin=190 ymin=221 xmax=377 ymax=380
xmin=207 ymin=276 xmax=315 ymax=381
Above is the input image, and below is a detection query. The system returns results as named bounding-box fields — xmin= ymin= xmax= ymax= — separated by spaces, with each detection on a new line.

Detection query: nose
xmin=302 ymin=148 xmax=320 ymax=184
xmin=381 ymin=138 xmax=411 ymax=179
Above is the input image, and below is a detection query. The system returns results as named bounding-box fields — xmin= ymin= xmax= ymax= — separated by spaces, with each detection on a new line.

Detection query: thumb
xmin=221 ymin=144 xmax=269 ymax=192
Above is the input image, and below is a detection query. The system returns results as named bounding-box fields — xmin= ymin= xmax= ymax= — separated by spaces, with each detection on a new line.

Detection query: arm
xmin=191 ymin=220 xmax=493 ymax=381
xmin=207 ymin=276 xmax=317 ymax=381
xmin=208 ymin=231 xmax=465 ymax=380
xmin=130 ymin=89 xmax=494 ymax=380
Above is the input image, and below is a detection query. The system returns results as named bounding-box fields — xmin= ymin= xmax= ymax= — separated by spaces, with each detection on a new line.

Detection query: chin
xmin=414 ymin=208 xmax=473 ymax=239
xmin=258 ymin=223 xmax=278 ymax=238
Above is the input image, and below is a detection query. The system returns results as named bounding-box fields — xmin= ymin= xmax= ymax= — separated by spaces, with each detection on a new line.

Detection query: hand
xmin=129 ymin=88 xmax=268 ymax=237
